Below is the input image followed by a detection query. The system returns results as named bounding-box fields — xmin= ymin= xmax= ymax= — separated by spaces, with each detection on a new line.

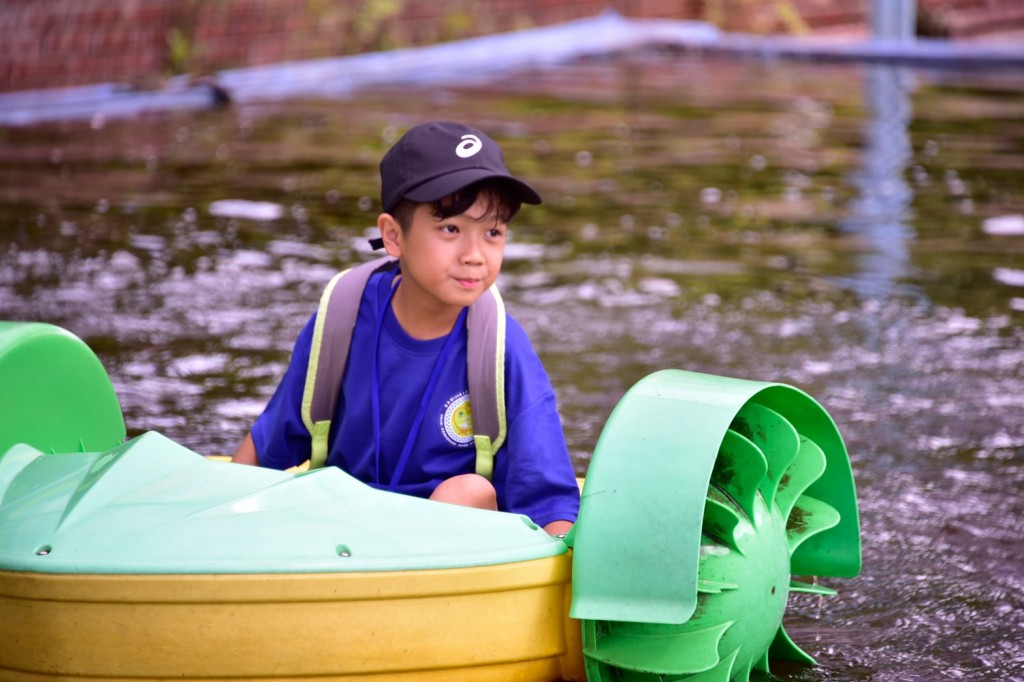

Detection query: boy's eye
xmin=440 ymin=224 xmax=459 ymax=234
xmin=486 ymin=227 xmax=506 ymax=239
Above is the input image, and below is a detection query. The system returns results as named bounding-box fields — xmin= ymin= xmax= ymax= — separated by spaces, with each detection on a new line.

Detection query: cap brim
xmin=402 ymin=168 xmax=542 ymax=208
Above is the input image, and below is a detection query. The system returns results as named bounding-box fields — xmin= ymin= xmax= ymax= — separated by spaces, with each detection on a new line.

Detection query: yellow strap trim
xmin=473 ymin=434 xmax=495 ymax=480
xmin=301 ymin=268 xmax=349 ymax=434
xmin=310 ymin=420 xmax=332 ymax=470
xmin=490 ymin=285 xmax=508 ymax=454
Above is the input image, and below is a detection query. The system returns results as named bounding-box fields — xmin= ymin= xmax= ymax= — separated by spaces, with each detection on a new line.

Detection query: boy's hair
xmin=390 ymin=179 xmax=523 ymax=233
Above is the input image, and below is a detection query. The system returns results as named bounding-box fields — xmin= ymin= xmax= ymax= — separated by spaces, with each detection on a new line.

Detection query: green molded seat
xmin=0 ymin=322 xmax=125 ymax=456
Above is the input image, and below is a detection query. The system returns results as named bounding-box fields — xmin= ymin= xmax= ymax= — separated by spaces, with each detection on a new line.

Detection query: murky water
xmin=2 ymin=51 xmax=1023 ymax=681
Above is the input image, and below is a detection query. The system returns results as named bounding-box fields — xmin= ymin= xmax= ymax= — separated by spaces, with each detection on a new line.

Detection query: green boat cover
xmin=0 ymin=433 xmax=565 ymax=574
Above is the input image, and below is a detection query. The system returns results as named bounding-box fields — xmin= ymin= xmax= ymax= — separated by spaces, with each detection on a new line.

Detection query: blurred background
xmin=3 ymin=0 xmax=1024 ymax=94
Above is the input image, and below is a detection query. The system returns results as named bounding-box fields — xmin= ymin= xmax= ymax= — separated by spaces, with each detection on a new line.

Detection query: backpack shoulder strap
xmin=302 ymin=258 xmax=507 ymax=479
xmin=466 ymin=284 xmax=507 ymax=480
xmin=302 ymin=256 xmax=396 ymax=469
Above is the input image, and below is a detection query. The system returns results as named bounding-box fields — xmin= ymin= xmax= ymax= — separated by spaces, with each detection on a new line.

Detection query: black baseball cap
xmin=379 ymin=121 xmax=542 ymax=214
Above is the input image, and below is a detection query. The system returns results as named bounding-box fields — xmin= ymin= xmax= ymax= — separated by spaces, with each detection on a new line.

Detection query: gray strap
xmin=309 ymin=257 xmax=396 ymax=424
xmin=466 ymin=285 xmax=505 ymax=449
xmin=307 ymin=258 xmax=506 ymax=477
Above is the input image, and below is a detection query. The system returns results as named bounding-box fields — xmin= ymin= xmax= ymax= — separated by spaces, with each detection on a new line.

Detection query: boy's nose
xmin=459 ymin=235 xmax=485 ymax=264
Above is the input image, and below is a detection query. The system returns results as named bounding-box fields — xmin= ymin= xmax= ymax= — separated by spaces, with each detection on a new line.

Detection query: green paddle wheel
xmin=570 ymin=370 xmax=861 ymax=681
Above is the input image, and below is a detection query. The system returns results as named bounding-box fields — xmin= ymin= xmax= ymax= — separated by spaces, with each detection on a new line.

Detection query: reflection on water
xmin=838 ymin=64 xmax=917 ymax=301
xmin=1 ymin=53 xmax=1023 ymax=681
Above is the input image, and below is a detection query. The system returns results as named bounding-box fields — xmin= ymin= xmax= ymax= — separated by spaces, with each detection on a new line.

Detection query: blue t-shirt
xmin=252 ymin=268 xmax=580 ymax=527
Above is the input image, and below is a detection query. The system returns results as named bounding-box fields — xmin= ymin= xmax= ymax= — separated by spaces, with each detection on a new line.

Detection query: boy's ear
xmin=378 ymin=213 xmax=402 ymax=258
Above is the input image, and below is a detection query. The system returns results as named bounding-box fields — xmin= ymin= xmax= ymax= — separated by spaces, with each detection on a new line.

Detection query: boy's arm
xmin=231 ymin=432 xmax=260 ymax=466
xmin=232 ymin=313 xmax=319 ymax=470
xmin=498 ymin=318 xmax=581 ymax=531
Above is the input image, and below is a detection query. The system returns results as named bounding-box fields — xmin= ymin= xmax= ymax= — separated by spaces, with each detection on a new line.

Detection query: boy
xmin=232 ymin=121 xmax=579 ymax=536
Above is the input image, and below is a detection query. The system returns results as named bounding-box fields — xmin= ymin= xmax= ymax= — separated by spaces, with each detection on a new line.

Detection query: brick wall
xmin=1 ymin=0 xmax=1018 ymax=94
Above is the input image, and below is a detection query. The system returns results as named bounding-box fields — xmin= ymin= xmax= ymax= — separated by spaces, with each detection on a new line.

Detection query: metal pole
xmin=871 ymin=0 xmax=917 ymax=41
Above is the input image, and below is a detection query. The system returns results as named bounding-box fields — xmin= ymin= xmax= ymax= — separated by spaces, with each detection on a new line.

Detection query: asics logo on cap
xmin=455 ymin=134 xmax=483 ymax=158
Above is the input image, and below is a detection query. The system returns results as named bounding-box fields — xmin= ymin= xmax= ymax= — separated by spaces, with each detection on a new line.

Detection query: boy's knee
xmin=430 ymin=473 xmax=497 ymax=511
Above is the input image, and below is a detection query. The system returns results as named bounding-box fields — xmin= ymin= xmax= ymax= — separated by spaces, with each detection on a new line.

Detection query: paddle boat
xmin=0 ymin=321 xmax=860 ymax=681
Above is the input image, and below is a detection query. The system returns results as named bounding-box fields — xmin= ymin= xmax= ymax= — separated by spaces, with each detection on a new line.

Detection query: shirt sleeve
xmin=495 ymin=318 xmax=581 ymax=527
xmin=251 ymin=314 xmax=317 ymax=470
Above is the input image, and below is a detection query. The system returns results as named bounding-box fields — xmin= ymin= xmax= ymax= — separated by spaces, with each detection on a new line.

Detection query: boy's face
xmin=382 ymin=193 xmax=506 ymax=316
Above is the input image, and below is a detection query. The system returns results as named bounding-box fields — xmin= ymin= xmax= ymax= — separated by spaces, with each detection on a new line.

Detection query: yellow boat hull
xmin=0 ymin=555 xmax=584 ymax=681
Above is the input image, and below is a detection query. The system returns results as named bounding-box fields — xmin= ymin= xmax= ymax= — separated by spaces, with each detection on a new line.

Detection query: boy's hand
xmin=544 ymin=520 xmax=573 ymax=537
